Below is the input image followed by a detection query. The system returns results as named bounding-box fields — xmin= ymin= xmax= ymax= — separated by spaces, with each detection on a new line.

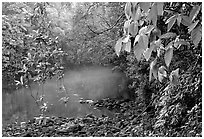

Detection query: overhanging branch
xmin=87 ymin=14 xmax=124 ymax=35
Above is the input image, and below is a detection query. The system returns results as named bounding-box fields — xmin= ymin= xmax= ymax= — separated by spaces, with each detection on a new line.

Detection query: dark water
xmin=2 ymin=66 xmax=127 ymax=127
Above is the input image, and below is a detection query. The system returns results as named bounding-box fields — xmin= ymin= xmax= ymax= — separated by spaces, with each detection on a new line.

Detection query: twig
xmin=87 ymin=14 xmax=124 ymax=35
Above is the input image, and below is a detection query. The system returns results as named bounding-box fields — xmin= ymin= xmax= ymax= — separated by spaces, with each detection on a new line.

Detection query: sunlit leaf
xmin=191 ymin=25 xmax=201 ymax=47
xmin=138 ymin=37 xmax=144 ymax=49
xmin=125 ymin=2 xmax=132 ymax=19
xmin=124 ymin=41 xmax=131 ymax=53
xmin=134 ymin=43 xmax=143 ymax=61
xmin=134 ymin=6 xmax=141 ymax=21
xmin=148 ymin=3 xmax=157 ymax=26
xmin=166 ymin=15 xmax=177 ymax=24
xmin=140 ymin=34 xmax=148 ymax=50
xmin=169 ymin=68 xmax=180 ymax=85
xmin=139 ymin=2 xmax=151 ymax=13
xmin=124 ymin=20 xmax=131 ymax=28
xmin=160 ymin=32 xmax=177 ymax=39
xmin=122 ymin=35 xmax=130 ymax=43
xmin=164 ymin=45 xmax=173 ymax=67
xmin=124 ymin=20 xmax=131 ymax=35
xmin=115 ymin=38 xmax=123 ymax=56
xmin=188 ymin=20 xmax=199 ymax=33
xmin=139 ymin=20 xmax=144 ymax=26
xmin=190 ymin=5 xmax=200 ymax=22
xmin=143 ymin=42 xmax=156 ymax=61
xmin=166 ymin=15 xmax=177 ymax=31
xmin=149 ymin=58 xmax=157 ymax=81
xmin=134 ymin=34 xmax=140 ymax=45
xmin=139 ymin=26 xmax=148 ymax=35
xmin=143 ymin=48 xmax=151 ymax=62
xmin=143 ymin=48 xmax=151 ymax=61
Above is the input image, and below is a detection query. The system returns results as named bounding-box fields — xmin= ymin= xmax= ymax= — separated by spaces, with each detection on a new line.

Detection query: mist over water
xmin=2 ymin=66 xmax=128 ymax=126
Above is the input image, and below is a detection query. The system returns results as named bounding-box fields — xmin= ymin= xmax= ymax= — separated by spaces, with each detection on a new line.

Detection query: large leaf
xmin=159 ymin=32 xmax=177 ymax=39
xmin=190 ymin=5 xmax=200 ymax=22
xmin=188 ymin=20 xmax=199 ymax=33
xmin=124 ymin=41 xmax=131 ymax=53
xmin=115 ymin=38 xmax=123 ymax=56
xmin=149 ymin=58 xmax=157 ymax=82
xmin=139 ymin=34 xmax=148 ymax=50
xmin=148 ymin=3 xmax=157 ymax=26
xmin=191 ymin=25 xmax=202 ymax=47
xmin=129 ymin=21 xmax=138 ymax=36
xmin=169 ymin=68 xmax=179 ymax=85
xmin=166 ymin=15 xmax=177 ymax=31
xmin=124 ymin=20 xmax=131 ymax=35
xmin=143 ymin=42 xmax=156 ymax=61
xmin=164 ymin=45 xmax=173 ymax=67
xmin=134 ymin=6 xmax=141 ymax=21
xmin=181 ymin=15 xmax=191 ymax=26
xmin=157 ymin=2 xmax=164 ymax=16
xmin=134 ymin=43 xmax=143 ymax=61
xmin=125 ymin=2 xmax=132 ymax=19
xmin=139 ymin=2 xmax=151 ymax=13
xmin=124 ymin=20 xmax=131 ymax=28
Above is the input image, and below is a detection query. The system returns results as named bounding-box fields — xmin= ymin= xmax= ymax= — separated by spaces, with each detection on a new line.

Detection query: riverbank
xmin=2 ymin=98 xmax=201 ymax=137
xmin=2 ymin=98 xmax=148 ymax=137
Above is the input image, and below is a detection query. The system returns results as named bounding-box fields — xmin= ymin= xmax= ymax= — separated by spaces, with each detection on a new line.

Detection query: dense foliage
xmin=2 ymin=3 xmax=65 ymax=90
xmin=114 ymin=2 xmax=202 ymax=136
xmin=2 ymin=2 xmax=202 ymax=137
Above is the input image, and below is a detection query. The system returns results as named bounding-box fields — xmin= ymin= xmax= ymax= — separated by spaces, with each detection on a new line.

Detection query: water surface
xmin=2 ymin=66 xmax=127 ymax=127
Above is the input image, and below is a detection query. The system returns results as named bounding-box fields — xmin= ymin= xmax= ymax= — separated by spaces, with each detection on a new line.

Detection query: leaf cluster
xmin=2 ymin=2 xmax=65 ymax=89
xmin=114 ymin=2 xmax=202 ymax=136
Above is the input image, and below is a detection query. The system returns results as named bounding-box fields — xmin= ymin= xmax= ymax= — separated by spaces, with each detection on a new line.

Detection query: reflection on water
xmin=2 ymin=66 xmax=127 ymax=127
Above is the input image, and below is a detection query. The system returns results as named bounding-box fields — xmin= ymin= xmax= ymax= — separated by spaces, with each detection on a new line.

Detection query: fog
xmin=2 ymin=66 xmax=129 ymax=126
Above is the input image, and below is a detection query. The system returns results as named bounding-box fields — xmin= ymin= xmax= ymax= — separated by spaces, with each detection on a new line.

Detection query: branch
xmin=87 ymin=14 xmax=125 ymax=35
xmin=80 ymin=3 xmax=98 ymax=20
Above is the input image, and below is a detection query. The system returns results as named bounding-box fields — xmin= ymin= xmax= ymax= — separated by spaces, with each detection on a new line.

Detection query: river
xmin=2 ymin=66 xmax=128 ymax=127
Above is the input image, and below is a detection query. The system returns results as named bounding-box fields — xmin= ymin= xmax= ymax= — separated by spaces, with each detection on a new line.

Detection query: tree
xmin=114 ymin=2 xmax=202 ymax=136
